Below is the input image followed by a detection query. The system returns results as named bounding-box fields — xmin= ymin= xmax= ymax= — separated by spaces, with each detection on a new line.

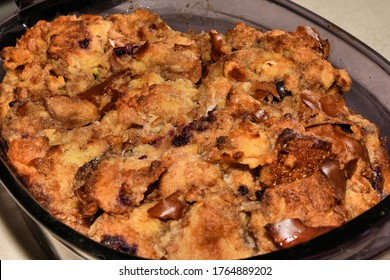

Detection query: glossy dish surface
xmin=0 ymin=0 xmax=390 ymax=259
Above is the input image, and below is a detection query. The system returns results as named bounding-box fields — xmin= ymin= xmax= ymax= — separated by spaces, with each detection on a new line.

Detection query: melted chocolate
xmin=308 ymin=124 xmax=369 ymax=164
xmin=147 ymin=191 xmax=187 ymax=220
xmin=77 ymin=73 xmax=128 ymax=117
xmin=275 ymin=81 xmax=292 ymax=100
xmin=265 ymin=218 xmax=335 ymax=249
xmin=99 ymin=88 xmax=122 ymax=117
xmin=320 ymin=159 xmax=346 ymax=203
xmin=344 ymin=158 xmax=358 ymax=179
xmin=250 ymin=109 xmax=269 ymax=124
xmin=133 ymin=42 xmax=149 ymax=59
xmin=78 ymin=77 xmax=112 ymax=106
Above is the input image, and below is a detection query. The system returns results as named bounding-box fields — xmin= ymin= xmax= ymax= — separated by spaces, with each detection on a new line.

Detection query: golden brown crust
xmin=1 ymin=9 xmax=389 ymax=259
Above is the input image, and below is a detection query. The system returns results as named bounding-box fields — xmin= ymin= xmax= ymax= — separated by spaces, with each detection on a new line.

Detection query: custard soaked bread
xmin=1 ymin=9 xmax=389 ymax=259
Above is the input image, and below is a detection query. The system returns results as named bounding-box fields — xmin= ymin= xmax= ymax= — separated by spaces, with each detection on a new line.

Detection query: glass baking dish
xmin=0 ymin=0 xmax=389 ymax=259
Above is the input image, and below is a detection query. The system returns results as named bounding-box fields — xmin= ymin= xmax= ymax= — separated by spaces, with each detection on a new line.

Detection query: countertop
xmin=0 ymin=0 xmax=389 ymax=260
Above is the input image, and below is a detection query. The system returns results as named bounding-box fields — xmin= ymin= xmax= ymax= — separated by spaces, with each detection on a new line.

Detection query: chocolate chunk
xmin=265 ymin=218 xmax=335 ymax=249
xmin=344 ymin=158 xmax=358 ymax=179
xmin=147 ymin=191 xmax=187 ymax=220
xmin=320 ymin=159 xmax=346 ymax=203
xmin=276 ymin=128 xmax=297 ymax=145
xmin=251 ymin=109 xmax=268 ymax=123
xmin=308 ymin=124 xmax=369 ymax=164
xmin=133 ymin=41 xmax=149 ymax=59
xmin=275 ymin=81 xmax=292 ymax=100
xmin=277 ymin=128 xmax=332 ymax=152
xmin=101 ymin=235 xmax=138 ymax=255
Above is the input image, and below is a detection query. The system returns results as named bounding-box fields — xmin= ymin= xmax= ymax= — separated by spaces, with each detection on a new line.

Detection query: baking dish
xmin=0 ymin=0 xmax=389 ymax=259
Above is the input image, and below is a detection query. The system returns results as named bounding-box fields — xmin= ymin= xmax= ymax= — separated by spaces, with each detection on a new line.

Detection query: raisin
xmin=338 ymin=124 xmax=353 ymax=134
xmin=118 ymin=185 xmax=132 ymax=206
xmin=172 ymin=133 xmax=191 ymax=147
xmin=8 ymin=100 xmax=23 ymax=108
xmin=372 ymin=166 xmax=384 ymax=197
xmin=237 ymin=185 xmax=249 ymax=196
xmin=216 ymin=136 xmax=228 ymax=149
xmin=255 ymin=189 xmax=266 ymax=201
xmin=149 ymin=23 xmax=158 ymax=30
xmin=100 ymin=235 xmax=138 ymax=255
xmin=78 ymin=38 xmax=90 ymax=49
xmin=113 ymin=44 xmax=134 ymax=56
xmin=172 ymin=111 xmax=216 ymax=147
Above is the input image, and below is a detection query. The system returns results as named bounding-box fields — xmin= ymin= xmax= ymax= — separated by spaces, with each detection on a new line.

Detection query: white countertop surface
xmin=1 ymin=0 xmax=389 ymax=260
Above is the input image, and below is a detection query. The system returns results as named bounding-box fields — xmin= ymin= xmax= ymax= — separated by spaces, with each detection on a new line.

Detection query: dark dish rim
xmin=0 ymin=0 xmax=389 ymax=260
